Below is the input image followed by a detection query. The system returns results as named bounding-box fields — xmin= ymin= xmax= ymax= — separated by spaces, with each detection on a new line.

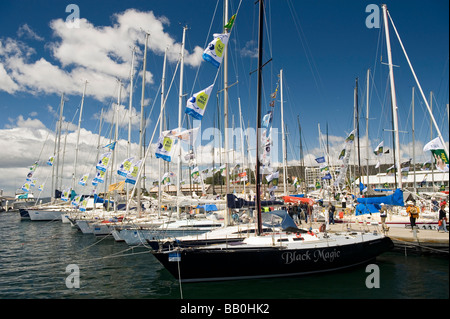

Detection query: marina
xmin=0 ymin=210 xmax=448 ymax=300
xmin=0 ymin=0 xmax=449 ymax=304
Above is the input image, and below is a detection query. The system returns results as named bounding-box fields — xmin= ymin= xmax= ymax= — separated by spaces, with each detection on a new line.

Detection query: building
xmin=357 ymin=170 xmax=448 ymax=192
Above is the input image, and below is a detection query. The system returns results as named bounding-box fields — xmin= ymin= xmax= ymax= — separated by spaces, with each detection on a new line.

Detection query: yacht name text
xmin=282 ymin=249 xmax=341 ymax=264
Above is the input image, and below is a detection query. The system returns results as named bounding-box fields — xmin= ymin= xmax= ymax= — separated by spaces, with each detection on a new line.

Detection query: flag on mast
xmin=185 ymin=84 xmax=214 ymax=120
xmin=202 ymin=33 xmax=229 ymax=68
xmin=423 ymin=137 xmax=449 ymax=172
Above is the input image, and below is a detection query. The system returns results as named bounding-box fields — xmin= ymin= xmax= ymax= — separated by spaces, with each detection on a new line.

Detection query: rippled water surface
xmin=0 ymin=212 xmax=448 ymax=299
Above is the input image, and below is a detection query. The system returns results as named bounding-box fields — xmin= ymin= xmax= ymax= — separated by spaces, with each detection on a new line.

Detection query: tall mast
xmin=96 ymin=109 xmax=103 ymax=166
xmin=355 ymin=77 xmax=361 ymax=193
xmin=224 ymin=0 xmax=230 ymax=197
xmin=53 ymin=93 xmax=64 ymax=201
xmin=128 ymin=48 xmax=135 ymax=159
xmin=126 ymin=48 xmax=135 ymax=207
xmin=158 ymin=48 xmax=167 ymax=219
xmin=177 ymin=26 xmax=187 ymax=218
xmin=382 ymin=4 xmax=402 ymax=189
xmin=280 ymin=69 xmax=287 ymax=195
xmin=297 ymin=115 xmax=304 ymax=193
xmin=138 ymin=32 xmax=149 ymax=213
xmin=366 ymin=69 xmax=370 ymax=191
xmin=430 ymin=91 xmax=435 ymax=189
xmin=255 ymin=0 xmax=264 ymax=236
xmin=412 ymin=87 xmax=416 ymax=193
xmin=238 ymin=97 xmax=246 ymax=195
xmin=113 ymin=80 xmax=121 ymax=212
xmin=72 ymin=80 xmax=88 ymax=190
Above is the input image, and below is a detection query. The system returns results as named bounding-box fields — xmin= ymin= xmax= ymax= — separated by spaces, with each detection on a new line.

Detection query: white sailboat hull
xmin=28 ymin=209 xmax=64 ymax=221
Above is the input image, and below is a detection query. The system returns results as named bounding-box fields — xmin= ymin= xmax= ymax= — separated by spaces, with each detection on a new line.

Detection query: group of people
xmin=284 ymin=202 xmax=311 ymax=224
xmin=406 ymin=199 xmax=448 ymax=233
xmin=283 ymin=202 xmax=338 ymax=226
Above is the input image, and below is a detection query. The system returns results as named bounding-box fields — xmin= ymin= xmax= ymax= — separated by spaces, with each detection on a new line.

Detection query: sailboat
xmin=344 ymin=4 xmax=448 ymax=229
xmin=149 ymin=0 xmax=393 ymax=283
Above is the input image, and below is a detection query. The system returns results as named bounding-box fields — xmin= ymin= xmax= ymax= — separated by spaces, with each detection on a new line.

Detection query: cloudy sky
xmin=0 ymin=0 xmax=448 ymax=196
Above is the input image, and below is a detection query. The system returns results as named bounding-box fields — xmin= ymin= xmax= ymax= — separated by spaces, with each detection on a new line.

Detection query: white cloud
xmin=0 ymin=63 xmax=19 ymax=93
xmin=0 ymin=9 xmax=203 ymax=102
xmin=97 ymin=103 xmax=141 ymax=128
xmin=240 ymin=40 xmax=258 ymax=58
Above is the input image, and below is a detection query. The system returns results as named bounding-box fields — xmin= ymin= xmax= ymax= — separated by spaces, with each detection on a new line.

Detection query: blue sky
xmin=0 ymin=0 xmax=448 ymax=195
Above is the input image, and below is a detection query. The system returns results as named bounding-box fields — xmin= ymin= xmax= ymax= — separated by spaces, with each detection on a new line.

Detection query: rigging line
xmin=189 ymin=0 xmax=220 ymax=98
xmin=387 ymin=10 xmax=448 ymax=155
xmin=286 ymin=0 xmax=324 ymax=97
xmin=126 ymin=59 xmax=182 ymax=209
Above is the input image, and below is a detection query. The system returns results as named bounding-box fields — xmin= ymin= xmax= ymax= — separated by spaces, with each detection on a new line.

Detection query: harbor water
xmin=0 ymin=212 xmax=448 ymax=300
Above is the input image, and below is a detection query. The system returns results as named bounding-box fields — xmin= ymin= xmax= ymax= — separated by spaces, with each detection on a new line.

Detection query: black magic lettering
xmin=282 ymin=249 xmax=341 ymax=264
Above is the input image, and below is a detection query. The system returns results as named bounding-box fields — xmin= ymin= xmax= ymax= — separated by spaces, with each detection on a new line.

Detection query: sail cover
xmin=226 ymin=194 xmax=283 ymax=209
xmin=283 ymin=196 xmax=314 ymax=205
xmin=263 ymin=210 xmax=298 ymax=230
xmin=355 ymin=204 xmax=381 ymax=216
xmin=357 ymin=188 xmax=404 ymax=207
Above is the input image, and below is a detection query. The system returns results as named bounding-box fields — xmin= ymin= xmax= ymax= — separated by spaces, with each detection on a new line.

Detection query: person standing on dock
xmin=438 ymin=203 xmax=448 ymax=233
xmin=328 ymin=203 xmax=336 ymax=225
xmin=406 ymin=201 xmax=419 ymax=231
xmin=379 ymin=203 xmax=388 ymax=231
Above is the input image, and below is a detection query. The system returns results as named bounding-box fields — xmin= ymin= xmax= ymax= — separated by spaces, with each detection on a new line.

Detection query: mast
xmin=382 ymin=4 xmax=402 ymax=189
xmin=297 ymin=115 xmax=304 ymax=193
xmin=238 ymin=97 xmax=246 ymax=195
xmin=430 ymin=91 xmax=435 ymax=190
xmin=126 ymin=48 xmax=135 ymax=207
xmin=113 ymin=80 xmax=121 ymax=212
xmin=177 ymin=26 xmax=187 ymax=218
xmin=280 ymin=69 xmax=287 ymax=195
xmin=96 ymin=109 xmax=103 ymax=167
xmin=158 ymin=48 xmax=167 ymax=219
xmin=53 ymin=93 xmax=64 ymax=202
xmin=128 ymin=48 xmax=135 ymax=159
xmin=72 ymin=80 xmax=88 ymax=190
xmin=255 ymin=0 xmax=264 ymax=236
xmin=224 ymin=0 xmax=230 ymax=198
xmin=412 ymin=87 xmax=416 ymax=193
xmin=138 ymin=32 xmax=149 ymax=214
xmin=355 ymin=77 xmax=361 ymax=193
xmin=365 ymin=69 xmax=370 ymax=191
